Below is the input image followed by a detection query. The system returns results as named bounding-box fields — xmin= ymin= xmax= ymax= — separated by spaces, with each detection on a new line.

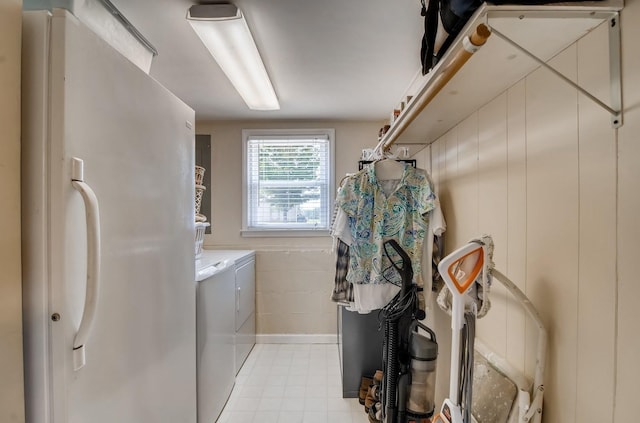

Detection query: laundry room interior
xmin=2 ymin=0 xmax=640 ymax=422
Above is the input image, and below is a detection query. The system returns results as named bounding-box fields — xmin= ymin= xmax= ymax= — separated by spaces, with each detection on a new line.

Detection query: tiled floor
xmin=217 ymin=343 xmax=370 ymax=423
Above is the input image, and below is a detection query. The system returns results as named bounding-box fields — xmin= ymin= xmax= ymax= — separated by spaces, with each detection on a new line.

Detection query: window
xmin=242 ymin=129 xmax=335 ymax=236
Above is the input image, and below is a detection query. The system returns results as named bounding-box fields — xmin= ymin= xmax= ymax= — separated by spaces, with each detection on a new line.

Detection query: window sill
xmin=241 ymin=229 xmax=331 ymax=238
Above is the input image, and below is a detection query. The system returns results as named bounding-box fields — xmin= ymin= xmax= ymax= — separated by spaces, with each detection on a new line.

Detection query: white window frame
xmin=241 ymin=128 xmax=335 ymax=237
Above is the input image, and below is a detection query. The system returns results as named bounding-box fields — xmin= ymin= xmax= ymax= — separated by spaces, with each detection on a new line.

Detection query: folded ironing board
xmin=470 ymin=269 xmax=547 ymax=423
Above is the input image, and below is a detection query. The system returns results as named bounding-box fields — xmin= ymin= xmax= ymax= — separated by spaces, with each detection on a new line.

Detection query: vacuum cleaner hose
xmin=385 ymin=320 xmax=399 ymax=423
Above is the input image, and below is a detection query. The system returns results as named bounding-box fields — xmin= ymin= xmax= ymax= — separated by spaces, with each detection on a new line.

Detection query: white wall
xmin=613 ymin=1 xmax=640 ymax=421
xmin=196 ymin=120 xmax=381 ymax=336
xmin=0 ymin=1 xmax=25 ymax=422
xmin=426 ymin=7 xmax=638 ymax=422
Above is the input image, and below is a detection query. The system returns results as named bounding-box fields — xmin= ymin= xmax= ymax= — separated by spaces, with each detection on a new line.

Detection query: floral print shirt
xmin=336 ymin=163 xmax=436 ymax=287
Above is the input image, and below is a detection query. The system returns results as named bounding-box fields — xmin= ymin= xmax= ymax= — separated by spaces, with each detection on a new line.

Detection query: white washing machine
xmin=195 ymin=250 xmax=255 ymax=423
xmin=195 ymin=255 xmax=236 ymax=423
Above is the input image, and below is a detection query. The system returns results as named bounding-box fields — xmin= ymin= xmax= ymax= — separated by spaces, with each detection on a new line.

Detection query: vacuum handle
xmin=383 ymin=239 xmax=413 ymax=293
xmin=416 ymin=321 xmax=437 ymax=343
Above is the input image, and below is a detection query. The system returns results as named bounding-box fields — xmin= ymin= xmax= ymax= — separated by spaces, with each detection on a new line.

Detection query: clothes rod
xmin=376 ymin=23 xmax=491 ymax=153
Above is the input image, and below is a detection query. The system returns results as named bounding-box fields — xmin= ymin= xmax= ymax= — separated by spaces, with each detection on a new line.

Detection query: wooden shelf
xmin=379 ymin=1 xmax=623 ymax=148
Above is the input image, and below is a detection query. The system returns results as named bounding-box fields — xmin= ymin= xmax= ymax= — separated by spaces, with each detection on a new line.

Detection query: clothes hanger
xmin=338 ymin=173 xmax=353 ymax=188
xmin=373 ymin=146 xmax=406 ymax=181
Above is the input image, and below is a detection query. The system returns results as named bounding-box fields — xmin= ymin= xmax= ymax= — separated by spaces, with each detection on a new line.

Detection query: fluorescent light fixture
xmin=187 ymin=3 xmax=280 ymax=111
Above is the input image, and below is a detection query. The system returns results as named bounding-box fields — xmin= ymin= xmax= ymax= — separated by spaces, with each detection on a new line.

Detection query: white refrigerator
xmin=21 ymin=9 xmax=197 ymax=423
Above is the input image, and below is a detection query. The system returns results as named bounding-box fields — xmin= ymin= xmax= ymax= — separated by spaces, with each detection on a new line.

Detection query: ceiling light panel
xmin=187 ymin=4 xmax=279 ymax=111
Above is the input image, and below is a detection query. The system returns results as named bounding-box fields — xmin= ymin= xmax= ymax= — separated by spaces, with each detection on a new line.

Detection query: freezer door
xmin=22 ymin=9 xmax=197 ymax=423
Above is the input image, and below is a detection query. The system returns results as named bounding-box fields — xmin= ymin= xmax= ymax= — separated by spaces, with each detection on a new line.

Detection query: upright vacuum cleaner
xmin=433 ymin=237 xmax=493 ymax=423
xmin=379 ymin=240 xmax=438 ymax=423
xmin=433 ymin=236 xmax=546 ymax=423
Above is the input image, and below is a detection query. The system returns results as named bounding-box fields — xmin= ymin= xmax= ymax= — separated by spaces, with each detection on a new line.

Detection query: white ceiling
xmin=109 ymin=0 xmax=425 ymax=121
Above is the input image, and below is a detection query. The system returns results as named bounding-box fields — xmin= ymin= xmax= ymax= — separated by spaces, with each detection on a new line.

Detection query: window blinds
xmin=245 ymin=134 xmax=332 ymax=230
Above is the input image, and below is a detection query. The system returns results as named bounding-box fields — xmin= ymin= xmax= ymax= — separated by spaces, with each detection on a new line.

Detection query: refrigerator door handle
xmin=70 ymin=157 xmax=101 ymax=371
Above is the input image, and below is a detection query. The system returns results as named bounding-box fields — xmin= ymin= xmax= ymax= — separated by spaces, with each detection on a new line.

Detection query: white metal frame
xmin=480 ymin=269 xmax=547 ymax=423
xmin=489 ymin=11 xmax=622 ymax=128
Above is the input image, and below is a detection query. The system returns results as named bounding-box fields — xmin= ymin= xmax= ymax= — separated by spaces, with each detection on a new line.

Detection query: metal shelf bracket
xmin=490 ymin=13 xmax=622 ymax=128
xmin=608 ymin=14 xmax=622 ymax=128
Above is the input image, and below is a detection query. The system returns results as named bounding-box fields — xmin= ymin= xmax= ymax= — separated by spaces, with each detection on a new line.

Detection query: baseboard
xmin=256 ymin=334 xmax=337 ymax=344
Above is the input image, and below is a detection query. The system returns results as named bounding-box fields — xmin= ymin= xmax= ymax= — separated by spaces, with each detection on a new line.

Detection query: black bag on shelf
xmin=419 ymin=0 xmax=606 ymax=75
xmin=488 ymin=0 xmax=603 ymax=4
xmin=420 ymin=0 xmax=482 ymax=75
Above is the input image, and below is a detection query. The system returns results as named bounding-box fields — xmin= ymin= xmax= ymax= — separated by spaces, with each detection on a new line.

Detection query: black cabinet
xmin=337 ymin=305 xmax=385 ymax=398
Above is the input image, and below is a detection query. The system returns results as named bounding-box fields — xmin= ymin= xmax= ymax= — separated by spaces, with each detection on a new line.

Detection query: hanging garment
xmin=332 ymin=204 xmax=400 ymax=313
xmin=330 ymin=239 xmax=354 ymax=304
xmin=330 ymin=198 xmax=355 ymax=306
xmin=332 ymin=204 xmax=445 ymax=313
xmin=420 ymin=195 xmax=446 ymax=310
xmin=335 ymin=163 xmax=437 ymax=311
